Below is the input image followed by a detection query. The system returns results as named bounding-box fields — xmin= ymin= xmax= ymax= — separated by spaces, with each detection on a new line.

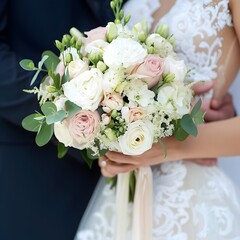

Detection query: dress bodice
xmin=123 ymin=0 xmax=238 ymax=98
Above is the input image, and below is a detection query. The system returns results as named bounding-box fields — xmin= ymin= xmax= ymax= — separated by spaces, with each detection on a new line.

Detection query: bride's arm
xmin=99 ymin=117 xmax=240 ymax=177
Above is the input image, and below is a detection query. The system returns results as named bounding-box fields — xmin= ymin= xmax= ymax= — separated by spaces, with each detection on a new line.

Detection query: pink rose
xmin=68 ymin=110 xmax=100 ymax=149
xmin=132 ymin=55 xmax=164 ymax=88
xmin=125 ymin=107 xmax=145 ymax=123
xmin=102 ymin=93 xmax=124 ymax=113
xmin=84 ymin=27 xmax=107 ymax=45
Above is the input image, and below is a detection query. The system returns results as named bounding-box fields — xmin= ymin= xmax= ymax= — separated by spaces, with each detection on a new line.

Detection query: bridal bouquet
xmin=21 ymin=3 xmax=203 ymax=166
xmin=20 ymin=0 xmax=204 ymax=239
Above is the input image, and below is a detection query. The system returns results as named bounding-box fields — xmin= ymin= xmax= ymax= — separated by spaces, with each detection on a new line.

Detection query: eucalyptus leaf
xmin=65 ymin=100 xmax=81 ymax=117
xmin=53 ymin=73 xmax=61 ymax=89
xmin=22 ymin=114 xmax=41 ymax=132
xmin=46 ymin=110 xmax=67 ymax=125
xmin=42 ymin=50 xmax=60 ymax=71
xmin=174 ymin=127 xmax=189 ymax=141
xmin=41 ymin=102 xmax=57 ymax=116
xmin=180 ymin=114 xmax=198 ymax=136
xmin=35 ymin=121 xmax=53 ymax=147
xmin=19 ymin=59 xmax=35 ymax=71
xmin=193 ymin=109 xmax=205 ymax=125
xmin=57 ymin=142 xmax=69 ymax=158
xmin=62 ymin=69 xmax=70 ymax=84
xmin=191 ymin=98 xmax=202 ymax=116
xmin=87 ymin=148 xmax=98 ymax=160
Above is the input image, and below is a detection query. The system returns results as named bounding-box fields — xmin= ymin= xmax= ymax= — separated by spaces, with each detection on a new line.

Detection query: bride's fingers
xmin=105 ymin=151 xmax=139 ymax=165
xmin=100 ymin=160 xmax=137 ymax=176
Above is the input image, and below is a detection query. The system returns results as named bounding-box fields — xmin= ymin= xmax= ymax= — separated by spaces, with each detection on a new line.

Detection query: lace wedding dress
xmin=75 ymin=0 xmax=240 ymax=239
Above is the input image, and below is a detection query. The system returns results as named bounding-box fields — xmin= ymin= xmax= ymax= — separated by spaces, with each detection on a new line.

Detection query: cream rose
xmin=118 ymin=120 xmax=154 ymax=155
xmin=102 ymin=93 xmax=124 ymax=113
xmin=131 ymin=55 xmax=164 ymax=88
xmin=163 ymin=56 xmax=187 ymax=82
xmin=103 ymin=37 xmax=147 ymax=69
xmin=63 ymin=68 xmax=103 ymax=111
xmin=67 ymin=59 xmax=88 ymax=80
xmin=125 ymin=107 xmax=146 ymax=123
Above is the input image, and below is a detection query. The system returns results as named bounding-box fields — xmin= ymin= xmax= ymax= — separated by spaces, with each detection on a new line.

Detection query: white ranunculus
xmin=103 ymin=37 xmax=147 ymax=68
xmin=102 ymin=67 xmax=124 ymax=93
xmin=118 ymin=120 xmax=154 ymax=155
xmin=157 ymin=82 xmax=192 ymax=118
xmin=63 ymin=68 xmax=103 ymax=111
xmin=60 ymin=47 xmax=80 ymax=63
xmin=146 ymin=34 xmax=175 ymax=58
xmin=163 ymin=56 xmax=187 ymax=82
xmin=84 ymin=39 xmax=109 ymax=54
xmin=67 ymin=59 xmax=88 ymax=80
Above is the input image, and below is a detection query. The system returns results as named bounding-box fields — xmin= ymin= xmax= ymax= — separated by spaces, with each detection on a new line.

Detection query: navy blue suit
xmin=0 ymin=0 xmax=117 ymax=239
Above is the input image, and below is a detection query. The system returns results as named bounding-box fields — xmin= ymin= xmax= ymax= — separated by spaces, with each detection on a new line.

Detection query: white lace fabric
xmin=75 ymin=1 xmax=240 ymax=239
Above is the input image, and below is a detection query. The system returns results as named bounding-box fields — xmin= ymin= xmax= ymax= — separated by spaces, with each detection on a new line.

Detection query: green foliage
xmin=174 ymin=98 xmax=204 ymax=141
xmin=19 ymin=59 xmax=35 ymax=71
xmin=65 ymin=100 xmax=81 ymax=117
xmin=35 ymin=121 xmax=53 ymax=147
xmin=42 ymin=50 xmax=60 ymax=71
xmin=58 ymin=142 xmax=69 ymax=158
xmin=22 ymin=113 xmax=41 ymax=132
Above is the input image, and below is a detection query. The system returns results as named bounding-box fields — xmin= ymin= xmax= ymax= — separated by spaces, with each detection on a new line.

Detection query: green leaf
xmin=65 ymin=100 xmax=81 ymax=117
xmin=46 ymin=110 xmax=67 ymax=124
xmin=62 ymin=69 xmax=70 ymax=84
xmin=42 ymin=50 xmax=60 ymax=71
xmin=87 ymin=148 xmax=98 ymax=160
xmin=180 ymin=114 xmax=198 ymax=136
xmin=41 ymin=102 xmax=57 ymax=116
xmin=129 ymin=171 xmax=136 ymax=202
xmin=57 ymin=142 xmax=69 ymax=158
xmin=80 ymin=149 xmax=96 ymax=168
xmin=35 ymin=121 xmax=53 ymax=147
xmin=53 ymin=74 xmax=61 ymax=89
xmin=174 ymin=127 xmax=189 ymax=141
xmin=22 ymin=114 xmax=41 ymax=132
xmin=191 ymin=98 xmax=202 ymax=116
xmin=193 ymin=109 xmax=205 ymax=125
xmin=19 ymin=59 xmax=35 ymax=71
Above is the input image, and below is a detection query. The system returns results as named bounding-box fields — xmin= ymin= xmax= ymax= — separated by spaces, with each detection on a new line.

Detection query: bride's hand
xmin=98 ymin=139 xmax=184 ymax=177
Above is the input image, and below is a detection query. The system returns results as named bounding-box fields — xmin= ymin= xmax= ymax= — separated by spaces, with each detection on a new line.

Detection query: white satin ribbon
xmin=115 ymin=172 xmax=130 ymax=240
xmin=114 ymin=167 xmax=153 ymax=240
xmin=132 ymin=167 xmax=153 ymax=240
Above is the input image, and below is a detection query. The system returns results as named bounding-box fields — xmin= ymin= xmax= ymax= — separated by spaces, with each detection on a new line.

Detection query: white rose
xmin=67 ymin=59 xmax=88 ymax=80
xmin=60 ymin=47 xmax=80 ymax=63
xmin=102 ymin=67 xmax=124 ymax=93
xmin=163 ymin=56 xmax=187 ymax=82
xmin=118 ymin=120 xmax=154 ymax=155
xmin=157 ymin=82 xmax=192 ymax=118
xmin=63 ymin=68 xmax=103 ymax=111
xmin=84 ymin=39 xmax=109 ymax=54
xmin=146 ymin=34 xmax=175 ymax=58
xmin=103 ymin=37 xmax=147 ymax=68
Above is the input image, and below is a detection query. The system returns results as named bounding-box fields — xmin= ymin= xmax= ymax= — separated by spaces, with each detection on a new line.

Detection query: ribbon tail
xmin=115 ymin=172 xmax=130 ymax=240
xmin=132 ymin=166 xmax=153 ymax=240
